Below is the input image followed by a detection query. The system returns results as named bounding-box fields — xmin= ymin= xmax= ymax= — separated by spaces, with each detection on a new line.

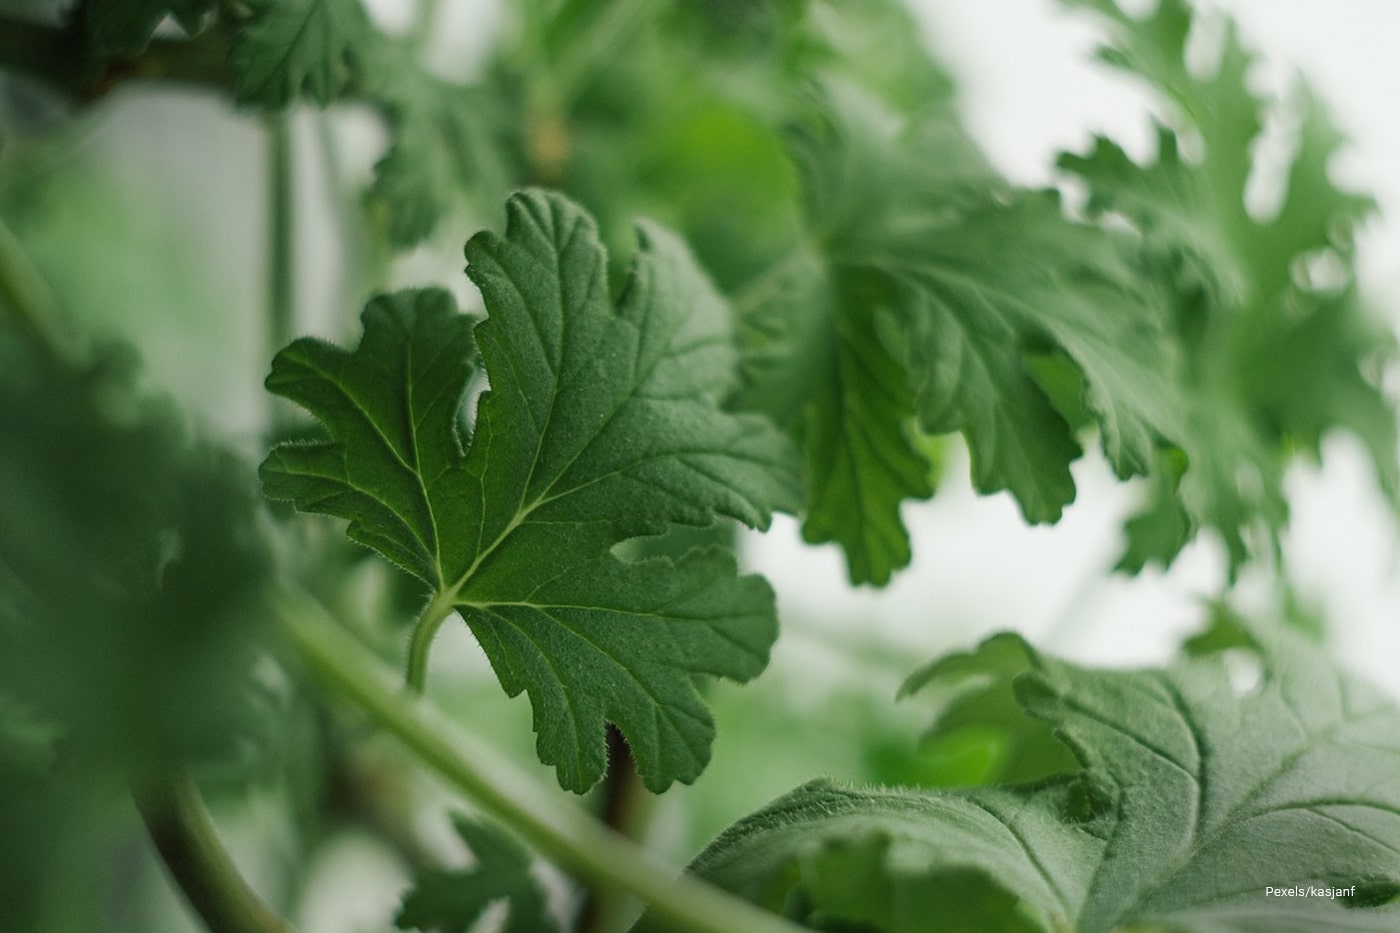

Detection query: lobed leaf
xmin=753 ymin=94 xmax=1181 ymax=584
xmin=680 ymin=629 xmax=1400 ymax=931
xmin=396 ymin=816 xmax=557 ymax=933
xmin=262 ymin=191 xmax=800 ymax=792
xmin=229 ymin=0 xmax=370 ymax=108
xmin=1059 ymin=0 xmax=1397 ymax=572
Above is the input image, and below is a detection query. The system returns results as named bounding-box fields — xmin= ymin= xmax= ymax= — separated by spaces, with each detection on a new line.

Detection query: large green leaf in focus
xmin=262 ymin=191 xmax=800 ymax=792
xmin=679 ymin=630 xmax=1400 ymax=931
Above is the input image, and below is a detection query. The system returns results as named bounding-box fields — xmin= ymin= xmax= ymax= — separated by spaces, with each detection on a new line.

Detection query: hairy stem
xmin=275 ymin=587 xmax=805 ymax=933
xmin=132 ymin=771 xmax=292 ymax=933
xmin=405 ymin=589 xmax=457 ymax=693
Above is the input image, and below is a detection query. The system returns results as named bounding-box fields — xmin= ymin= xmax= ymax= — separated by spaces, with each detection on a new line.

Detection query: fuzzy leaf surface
xmin=395 ymin=816 xmax=556 ymax=933
xmin=262 ymin=191 xmax=799 ymax=792
xmin=680 ymin=630 xmax=1400 ymax=931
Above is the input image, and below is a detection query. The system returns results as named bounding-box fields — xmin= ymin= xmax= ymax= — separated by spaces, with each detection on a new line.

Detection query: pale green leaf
xmin=1059 ymin=0 xmax=1396 ymax=573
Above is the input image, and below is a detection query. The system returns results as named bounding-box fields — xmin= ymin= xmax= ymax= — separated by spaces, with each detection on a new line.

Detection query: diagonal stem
xmin=275 ymin=585 xmax=806 ymax=933
xmin=132 ymin=771 xmax=292 ymax=933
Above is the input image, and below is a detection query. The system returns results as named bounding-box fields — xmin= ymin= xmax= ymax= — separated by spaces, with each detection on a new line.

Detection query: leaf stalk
xmin=132 ymin=771 xmax=292 ymax=933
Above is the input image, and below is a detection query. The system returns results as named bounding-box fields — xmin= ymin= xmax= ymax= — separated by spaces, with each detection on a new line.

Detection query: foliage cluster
xmin=1 ymin=0 xmax=1398 ymax=931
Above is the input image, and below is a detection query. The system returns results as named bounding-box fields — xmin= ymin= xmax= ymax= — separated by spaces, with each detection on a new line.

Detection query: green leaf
xmin=1059 ymin=0 xmax=1396 ymax=572
xmin=229 ymin=0 xmax=370 ymax=108
xmin=79 ymin=0 xmax=215 ymax=56
xmin=682 ymin=629 xmax=1400 ymax=931
xmin=261 ymin=191 xmax=800 ymax=792
xmin=0 ymin=335 xmax=272 ymax=776
xmin=754 ymin=94 xmax=1181 ymax=584
xmin=735 ymin=252 xmax=934 ymax=586
xmin=366 ymin=72 xmax=518 ymax=247
xmin=395 ymin=816 xmax=557 ymax=933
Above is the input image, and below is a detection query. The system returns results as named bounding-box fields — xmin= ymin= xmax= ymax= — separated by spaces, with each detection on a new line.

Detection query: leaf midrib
xmin=1105 ymin=677 xmax=1397 ymax=925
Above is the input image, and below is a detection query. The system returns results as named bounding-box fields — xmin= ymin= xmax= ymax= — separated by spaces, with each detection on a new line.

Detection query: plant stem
xmin=132 ymin=771 xmax=292 ymax=933
xmin=266 ymin=115 xmax=295 ymax=353
xmin=264 ymin=113 xmax=298 ymax=437
xmin=275 ymin=587 xmax=806 ymax=933
xmin=409 ymin=0 xmax=442 ymax=54
xmin=405 ymin=589 xmax=457 ymax=693
xmin=578 ymin=725 xmax=649 ymax=933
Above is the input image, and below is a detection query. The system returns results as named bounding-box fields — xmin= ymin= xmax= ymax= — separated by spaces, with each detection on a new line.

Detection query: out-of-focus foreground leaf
xmin=395 ymin=815 xmax=557 ymax=933
xmin=0 ymin=330 xmax=272 ymax=931
xmin=1059 ymin=0 xmax=1398 ymax=573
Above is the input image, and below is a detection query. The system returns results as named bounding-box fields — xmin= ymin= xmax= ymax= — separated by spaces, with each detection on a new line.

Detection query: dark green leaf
xmin=262 ymin=191 xmax=800 ymax=791
xmin=0 ymin=335 xmax=272 ymax=775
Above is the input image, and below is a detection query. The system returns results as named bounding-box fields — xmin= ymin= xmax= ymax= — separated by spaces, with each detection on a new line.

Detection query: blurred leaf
xmin=78 ymin=0 xmax=215 ymax=56
xmin=362 ymin=39 xmax=521 ymax=247
xmin=1059 ymin=0 xmax=1397 ymax=573
xmin=898 ymin=634 xmax=1078 ymax=786
xmin=753 ymin=91 xmax=1180 ymax=584
xmin=674 ymin=628 xmax=1400 ymax=931
xmin=0 ymin=334 xmax=272 ymax=776
xmin=395 ymin=816 xmax=557 ymax=933
xmin=229 ymin=0 xmax=371 ymax=108
xmin=0 ymin=328 xmax=274 ymax=930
